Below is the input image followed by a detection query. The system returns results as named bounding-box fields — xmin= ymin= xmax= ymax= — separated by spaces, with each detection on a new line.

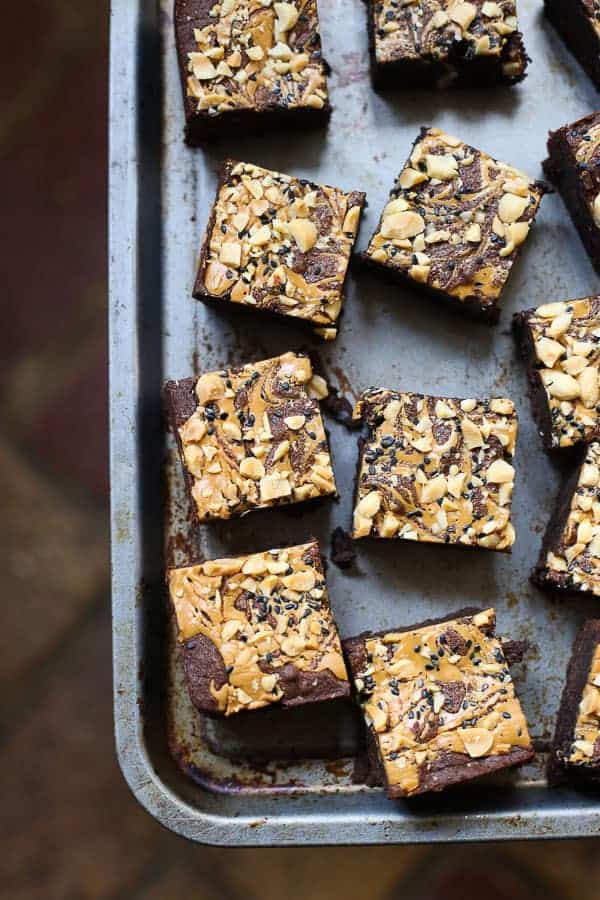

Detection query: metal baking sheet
xmin=110 ymin=0 xmax=600 ymax=844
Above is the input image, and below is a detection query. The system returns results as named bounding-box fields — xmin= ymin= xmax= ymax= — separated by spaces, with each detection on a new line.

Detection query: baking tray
xmin=110 ymin=0 xmax=600 ymax=844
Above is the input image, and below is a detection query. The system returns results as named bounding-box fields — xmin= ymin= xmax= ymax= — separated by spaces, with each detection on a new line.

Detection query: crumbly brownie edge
xmin=544 ymin=0 xmax=600 ymax=90
xmin=513 ymin=308 xmax=556 ymax=451
xmin=549 ymin=619 xmax=600 ymax=784
xmin=193 ymin=159 xmax=234 ymax=300
xmin=164 ymin=376 xmax=202 ymax=530
xmin=531 ymin=452 xmax=588 ymax=593
xmin=368 ymin=30 xmax=528 ymax=91
xmin=544 ymin=123 xmax=600 ymax=276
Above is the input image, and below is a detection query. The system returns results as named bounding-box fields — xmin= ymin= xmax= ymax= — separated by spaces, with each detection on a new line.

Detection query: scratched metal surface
xmin=110 ymin=0 xmax=600 ymax=844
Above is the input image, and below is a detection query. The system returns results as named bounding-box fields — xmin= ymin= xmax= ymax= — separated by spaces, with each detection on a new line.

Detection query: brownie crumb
xmin=323 ymin=387 xmax=359 ymax=430
xmin=331 ymin=527 xmax=357 ymax=570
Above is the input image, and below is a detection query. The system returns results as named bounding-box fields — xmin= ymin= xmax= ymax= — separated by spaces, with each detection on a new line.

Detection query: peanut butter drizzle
xmin=186 ymin=0 xmax=328 ymax=117
xmin=168 ymin=541 xmax=348 ymax=716
xmin=572 ymin=122 xmax=600 ymax=231
xmin=568 ymin=643 xmax=600 ymax=765
xmin=352 ymin=389 xmax=517 ymax=550
xmin=365 ymin=128 xmax=544 ymax=309
xmin=526 ymin=297 xmax=600 ymax=449
xmin=202 ymin=161 xmax=363 ymax=339
xmin=178 ymin=352 xmax=336 ymax=522
xmin=353 ymin=609 xmax=532 ymax=796
xmin=544 ymin=442 xmax=600 ymax=595
xmin=373 ymin=0 xmax=521 ymax=66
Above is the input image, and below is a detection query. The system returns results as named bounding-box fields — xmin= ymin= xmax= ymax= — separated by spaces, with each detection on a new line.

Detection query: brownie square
xmin=344 ymin=608 xmax=534 ymax=799
xmin=362 ymin=127 xmax=545 ymax=323
xmin=367 ymin=0 xmax=528 ymax=89
xmin=164 ymin=352 xmax=336 ymax=523
xmin=550 ymin=620 xmax=600 ymax=785
xmin=544 ymin=112 xmax=600 ymax=275
xmin=174 ymin=0 xmax=331 ymax=145
xmin=168 ymin=540 xmax=350 ymax=716
xmin=533 ymin=442 xmax=600 ymax=596
xmin=352 ymin=388 xmax=518 ymax=551
xmin=194 ymin=160 xmax=366 ymax=340
xmin=544 ymin=0 xmax=600 ymax=91
xmin=514 ymin=297 xmax=600 ymax=451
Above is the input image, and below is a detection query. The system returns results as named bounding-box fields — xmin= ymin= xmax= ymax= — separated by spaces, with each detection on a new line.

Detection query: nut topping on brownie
xmin=364 ymin=128 xmax=545 ymax=321
xmin=352 ymin=389 xmax=518 ymax=550
xmin=535 ymin=442 xmax=600 ymax=596
xmin=168 ymin=541 xmax=349 ymax=716
xmin=195 ymin=160 xmax=365 ymax=339
xmin=516 ymin=297 xmax=600 ymax=450
xmin=185 ymin=0 xmax=329 ymax=117
xmin=344 ymin=608 xmax=533 ymax=798
xmin=167 ymin=352 xmax=336 ymax=522
xmin=370 ymin=0 xmax=526 ymax=82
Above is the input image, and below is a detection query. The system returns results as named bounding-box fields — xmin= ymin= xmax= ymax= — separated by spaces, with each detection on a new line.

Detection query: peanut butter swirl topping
xmin=168 ymin=541 xmax=348 ymax=716
xmin=372 ymin=0 xmax=522 ymax=72
xmin=352 ymin=609 xmax=532 ymax=796
xmin=178 ymin=352 xmax=335 ymax=522
xmin=352 ymin=388 xmax=517 ymax=550
xmin=200 ymin=161 xmax=364 ymax=339
xmin=186 ymin=0 xmax=328 ymax=118
xmin=365 ymin=128 xmax=544 ymax=312
xmin=544 ymin=442 xmax=600 ymax=595
xmin=567 ymin=642 xmax=600 ymax=765
xmin=572 ymin=120 xmax=600 ymax=233
xmin=526 ymin=297 xmax=600 ymax=449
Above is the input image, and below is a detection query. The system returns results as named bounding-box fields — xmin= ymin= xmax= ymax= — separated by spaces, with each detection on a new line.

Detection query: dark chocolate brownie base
xmin=344 ymin=608 xmax=535 ymax=797
xmin=544 ymin=0 xmax=600 ymax=91
xmin=544 ymin=118 xmax=600 ymax=275
xmin=368 ymin=29 xmax=528 ymax=91
xmin=174 ymin=0 xmax=331 ymax=146
xmin=163 ymin=376 xmax=203 ymax=531
xmin=513 ymin=309 xmax=557 ymax=451
xmin=531 ymin=452 xmax=589 ymax=594
xmin=549 ymin=619 xmax=600 ymax=785
xmin=360 ymin=252 xmax=502 ymax=325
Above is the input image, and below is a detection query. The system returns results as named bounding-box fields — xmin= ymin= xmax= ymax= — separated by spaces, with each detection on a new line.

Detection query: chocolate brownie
xmin=549 ymin=619 xmax=600 ymax=785
xmin=533 ymin=441 xmax=600 ymax=596
xmin=194 ymin=160 xmax=366 ymax=340
xmin=544 ymin=0 xmax=600 ymax=91
xmin=514 ymin=297 xmax=600 ymax=451
xmin=174 ymin=0 xmax=330 ymax=145
xmin=164 ymin=352 xmax=336 ymax=523
xmin=344 ymin=607 xmax=534 ymax=799
xmin=362 ymin=127 xmax=546 ymax=323
xmin=367 ymin=0 xmax=528 ymax=89
xmin=168 ymin=540 xmax=350 ymax=716
xmin=544 ymin=112 xmax=600 ymax=275
xmin=352 ymin=388 xmax=518 ymax=551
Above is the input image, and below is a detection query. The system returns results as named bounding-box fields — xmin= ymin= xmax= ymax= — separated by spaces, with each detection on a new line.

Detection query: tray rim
xmin=109 ymin=0 xmax=600 ymax=845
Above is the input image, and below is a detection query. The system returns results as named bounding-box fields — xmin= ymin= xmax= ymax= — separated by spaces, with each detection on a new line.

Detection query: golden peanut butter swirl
xmin=572 ymin=121 xmax=600 ymax=231
xmin=372 ymin=0 xmax=520 ymax=65
xmin=186 ymin=0 xmax=328 ymax=116
xmin=365 ymin=128 xmax=544 ymax=310
xmin=168 ymin=541 xmax=348 ymax=716
xmin=544 ymin=442 xmax=600 ymax=596
xmin=353 ymin=609 xmax=532 ymax=796
xmin=568 ymin=643 xmax=600 ymax=765
xmin=179 ymin=352 xmax=335 ymax=521
xmin=202 ymin=161 xmax=364 ymax=339
xmin=526 ymin=297 xmax=600 ymax=449
xmin=352 ymin=389 xmax=517 ymax=550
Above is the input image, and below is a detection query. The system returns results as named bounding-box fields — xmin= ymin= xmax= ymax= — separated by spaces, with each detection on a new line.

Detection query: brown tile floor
xmin=3 ymin=0 xmax=598 ymax=897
